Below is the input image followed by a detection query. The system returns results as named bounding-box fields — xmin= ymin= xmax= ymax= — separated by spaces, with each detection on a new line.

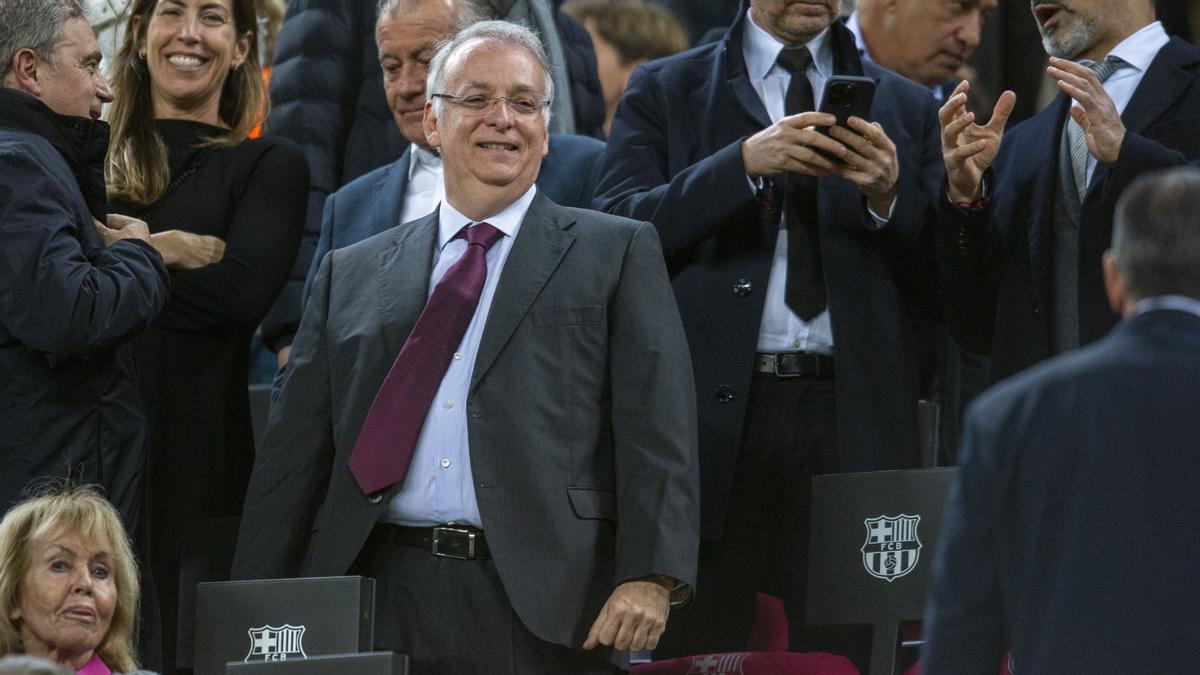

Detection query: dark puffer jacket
xmin=0 ymin=88 xmax=169 ymax=534
xmin=258 ymin=0 xmax=603 ymax=349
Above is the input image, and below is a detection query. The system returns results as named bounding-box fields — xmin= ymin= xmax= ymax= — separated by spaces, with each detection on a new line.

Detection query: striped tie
xmin=1066 ymin=56 xmax=1126 ymax=199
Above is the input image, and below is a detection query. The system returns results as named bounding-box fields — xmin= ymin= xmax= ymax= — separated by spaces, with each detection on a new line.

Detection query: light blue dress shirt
xmin=382 ymin=185 xmax=537 ymax=527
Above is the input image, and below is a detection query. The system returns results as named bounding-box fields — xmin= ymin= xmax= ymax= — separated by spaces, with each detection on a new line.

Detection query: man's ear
xmin=423 ymin=100 xmax=441 ymax=149
xmin=1102 ymin=251 xmax=1130 ymax=316
xmin=7 ymin=48 xmax=43 ymax=97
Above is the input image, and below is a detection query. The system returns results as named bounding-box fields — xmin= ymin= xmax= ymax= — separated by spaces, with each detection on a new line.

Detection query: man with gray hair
xmin=234 ymin=20 xmax=698 ymax=674
xmin=923 ymin=165 xmax=1200 ymax=672
xmin=0 ymin=0 xmax=168 ymax=531
xmin=295 ymin=0 xmax=605 ymax=362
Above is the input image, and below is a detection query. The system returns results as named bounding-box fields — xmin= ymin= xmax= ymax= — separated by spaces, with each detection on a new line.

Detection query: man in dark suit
xmin=232 ymin=20 xmax=698 ymax=674
xmin=938 ymin=0 xmax=1200 ymax=381
xmin=301 ymin=0 xmax=605 ymax=311
xmin=594 ymin=0 xmax=942 ymax=657
xmin=922 ymin=166 xmax=1200 ymax=673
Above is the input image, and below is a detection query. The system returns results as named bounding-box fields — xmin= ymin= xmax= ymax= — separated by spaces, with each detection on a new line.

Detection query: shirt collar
xmin=437 ymin=184 xmax=536 ymax=250
xmin=743 ymin=7 xmax=834 ymax=85
xmin=408 ymin=145 xmax=442 ymax=178
xmin=1135 ymin=295 xmax=1200 ymax=319
xmin=1105 ymin=21 xmax=1169 ymax=74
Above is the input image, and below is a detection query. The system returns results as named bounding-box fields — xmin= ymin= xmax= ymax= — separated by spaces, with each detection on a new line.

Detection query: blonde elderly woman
xmin=0 ymin=487 xmax=149 ymax=674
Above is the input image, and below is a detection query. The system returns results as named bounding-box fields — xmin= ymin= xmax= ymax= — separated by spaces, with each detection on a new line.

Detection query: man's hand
xmin=1048 ymin=56 xmax=1125 ymax=165
xmin=277 ymin=346 xmax=292 ymax=369
xmin=741 ymin=112 xmax=843 ymax=179
xmin=582 ymin=579 xmax=670 ymax=652
xmin=939 ymin=81 xmax=1016 ymax=202
xmin=149 ymin=229 xmax=226 ymax=269
xmin=828 ymin=117 xmax=899 ymax=215
xmin=95 ymin=214 xmax=153 ymax=246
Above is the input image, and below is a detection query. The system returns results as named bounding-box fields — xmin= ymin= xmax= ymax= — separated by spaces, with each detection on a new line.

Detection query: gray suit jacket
xmin=232 ymin=192 xmax=699 ymax=659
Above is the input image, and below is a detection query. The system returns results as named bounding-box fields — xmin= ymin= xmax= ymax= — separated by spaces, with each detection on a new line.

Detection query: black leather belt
xmin=755 ymin=352 xmax=834 ymax=379
xmin=375 ymin=523 xmax=491 ymax=560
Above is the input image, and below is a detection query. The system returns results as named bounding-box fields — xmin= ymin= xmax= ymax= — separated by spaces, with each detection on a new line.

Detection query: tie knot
xmin=460 ymin=221 xmax=504 ymax=249
xmin=776 ymin=46 xmax=813 ymax=75
xmin=1085 ymin=55 xmax=1126 ymax=83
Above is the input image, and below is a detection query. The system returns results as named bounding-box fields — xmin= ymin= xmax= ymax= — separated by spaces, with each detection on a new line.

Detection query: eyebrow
xmin=456 ymin=80 xmax=539 ymax=95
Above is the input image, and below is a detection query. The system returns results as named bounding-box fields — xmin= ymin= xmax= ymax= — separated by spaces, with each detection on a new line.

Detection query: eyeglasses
xmin=430 ymin=93 xmax=549 ymax=117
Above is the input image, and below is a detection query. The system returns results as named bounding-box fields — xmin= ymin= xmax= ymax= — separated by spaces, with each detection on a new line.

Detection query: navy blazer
xmin=922 ymin=308 xmax=1200 ymax=673
xmin=303 ymin=132 xmax=605 ymax=304
xmin=594 ymin=9 xmax=943 ymax=537
xmin=938 ymin=37 xmax=1200 ymax=380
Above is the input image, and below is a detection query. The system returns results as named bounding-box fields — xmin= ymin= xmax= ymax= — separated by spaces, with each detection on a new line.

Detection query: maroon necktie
xmin=348 ymin=221 xmax=504 ymax=495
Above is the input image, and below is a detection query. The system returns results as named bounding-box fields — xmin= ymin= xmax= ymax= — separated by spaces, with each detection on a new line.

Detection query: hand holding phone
xmin=816 ymin=75 xmax=876 ymax=162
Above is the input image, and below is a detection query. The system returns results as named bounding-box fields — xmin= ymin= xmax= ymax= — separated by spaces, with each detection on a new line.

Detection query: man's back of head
xmin=1106 ymin=166 xmax=1200 ymax=312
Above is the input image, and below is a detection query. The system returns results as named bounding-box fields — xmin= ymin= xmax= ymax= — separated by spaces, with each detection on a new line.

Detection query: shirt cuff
xmin=866 ymin=196 xmax=895 ymax=229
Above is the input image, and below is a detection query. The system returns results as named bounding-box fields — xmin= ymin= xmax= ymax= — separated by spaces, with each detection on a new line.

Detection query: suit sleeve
xmin=593 ymin=66 xmax=763 ymax=255
xmin=0 ymin=149 xmax=168 ymax=357
xmin=154 ymin=140 xmax=308 ymax=333
xmin=232 ymin=251 xmax=337 ymax=580
xmin=609 ymin=221 xmax=700 ymax=597
xmin=921 ymin=399 xmax=1008 ymax=672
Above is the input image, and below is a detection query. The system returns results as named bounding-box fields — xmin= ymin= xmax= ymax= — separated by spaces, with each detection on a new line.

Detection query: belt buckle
xmin=431 ymin=525 xmax=475 ymax=560
xmin=773 ymin=353 xmax=801 ymax=378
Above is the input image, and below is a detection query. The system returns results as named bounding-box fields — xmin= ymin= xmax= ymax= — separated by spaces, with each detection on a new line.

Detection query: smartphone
xmin=816 ymin=75 xmax=876 ymax=162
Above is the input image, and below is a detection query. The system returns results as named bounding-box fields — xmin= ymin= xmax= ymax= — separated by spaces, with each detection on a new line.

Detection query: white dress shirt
xmin=743 ymin=9 xmax=836 ymax=354
xmin=1082 ymin=21 xmax=1169 ymax=185
xmin=398 ymin=145 xmax=446 ymax=226
xmin=383 ymin=185 xmax=537 ymax=527
xmin=1136 ymin=295 xmax=1200 ymax=319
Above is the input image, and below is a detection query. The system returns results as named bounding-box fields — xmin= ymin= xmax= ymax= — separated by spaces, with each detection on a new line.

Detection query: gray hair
xmin=375 ymin=0 xmax=486 ymax=33
xmin=0 ymin=0 xmax=87 ymax=82
xmin=426 ymin=19 xmax=553 ymax=125
xmin=1111 ymin=166 xmax=1200 ymax=301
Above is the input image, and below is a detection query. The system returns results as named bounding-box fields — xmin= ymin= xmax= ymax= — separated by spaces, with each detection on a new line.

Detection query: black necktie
xmin=775 ymin=46 xmax=825 ymax=321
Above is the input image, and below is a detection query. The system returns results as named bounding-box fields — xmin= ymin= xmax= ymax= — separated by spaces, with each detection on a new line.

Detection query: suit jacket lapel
xmin=1022 ymin=95 xmax=1070 ymax=313
xmin=1090 ymin=38 xmax=1200 ymax=190
xmin=470 ymin=193 xmax=574 ymax=392
xmin=374 ymin=149 xmax=412 ymax=234
xmin=723 ymin=6 xmax=772 ymax=129
xmin=376 ymin=208 xmax=437 ymax=356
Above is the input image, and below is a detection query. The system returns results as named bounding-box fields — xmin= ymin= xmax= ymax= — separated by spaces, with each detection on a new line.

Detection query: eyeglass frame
xmin=429 ymin=92 xmax=551 ymax=117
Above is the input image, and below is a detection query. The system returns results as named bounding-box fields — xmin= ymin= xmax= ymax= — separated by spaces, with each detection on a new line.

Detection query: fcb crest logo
xmin=245 ymin=624 xmax=307 ymax=662
xmin=861 ymin=514 xmax=922 ymax=582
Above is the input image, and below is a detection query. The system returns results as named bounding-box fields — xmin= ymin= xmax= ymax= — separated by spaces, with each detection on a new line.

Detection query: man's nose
xmin=957 ymin=12 xmax=983 ymax=50
xmin=483 ymin=97 xmax=516 ymax=126
xmin=97 ymin=73 xmax=114 ymax=104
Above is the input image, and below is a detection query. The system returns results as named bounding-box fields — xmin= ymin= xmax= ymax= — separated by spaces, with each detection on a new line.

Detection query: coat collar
xmin=0 ymin=88 xmax=109 ymax=220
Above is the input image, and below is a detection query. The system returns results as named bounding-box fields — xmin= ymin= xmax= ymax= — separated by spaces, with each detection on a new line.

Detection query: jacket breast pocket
xmin=530 ymin=305 xmax=603 ymax=328
xmin=567 ymin=487 xmax=617 ymax=521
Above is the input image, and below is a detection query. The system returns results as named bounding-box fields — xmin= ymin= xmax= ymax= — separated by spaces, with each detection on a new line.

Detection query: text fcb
xmin=861 ymin=514 xmax=922 ymax=582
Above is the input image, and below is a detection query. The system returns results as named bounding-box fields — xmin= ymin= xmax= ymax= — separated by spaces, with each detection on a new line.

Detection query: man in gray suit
xmin=232 ymin=19 xmax=699 ymax=674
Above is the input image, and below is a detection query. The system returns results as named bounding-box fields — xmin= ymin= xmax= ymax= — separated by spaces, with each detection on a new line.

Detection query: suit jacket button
xmin=367 ymin=492 xmax=384 ymax=505
xmin=733 ymin=279 xmax=753 ymax=297
xmin=715 ymin=385 xmax=735 ymax=403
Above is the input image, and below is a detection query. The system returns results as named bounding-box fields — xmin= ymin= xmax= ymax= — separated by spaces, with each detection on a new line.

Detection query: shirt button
xmin=443 ymin=400 xmax=453 ymax=409
xmin=453 ymin=353 xmax=462 ymax=361
xmin=440 ymin=458 xmax=451 ymax=468
xmin=793 ymin=338 xmax=801 ymax=349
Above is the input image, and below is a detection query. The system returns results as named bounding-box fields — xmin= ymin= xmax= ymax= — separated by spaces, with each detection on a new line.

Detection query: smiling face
xmin=377 ymin=1 xmax=458 ymax=149
xmin=873 ymin=0 xmax=996 ymax=86
xmin=10 ymin=529 xmax=117 ymax=669
xmin=36 ymin=17 xmax=113 ymax=119
xmin=749 ymin=0 xmax=842 ymax=46
xmin=140 ymin=0 xmax=250 ymax=124
xmin=423 ymin=40 xmax=550 ymax=218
